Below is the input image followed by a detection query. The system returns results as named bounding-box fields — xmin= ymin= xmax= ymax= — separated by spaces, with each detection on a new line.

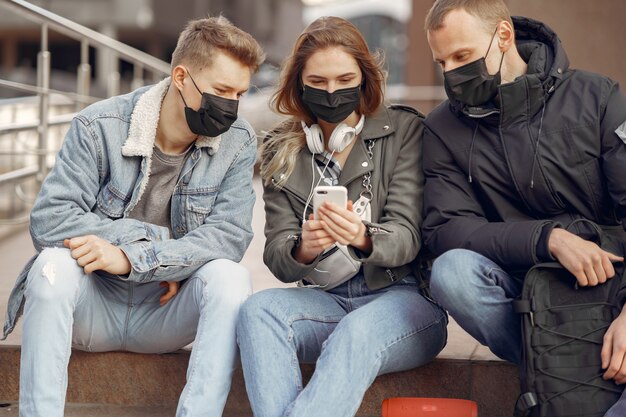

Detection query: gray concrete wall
xmin=506 ymin=0 xmax=626 ymax=88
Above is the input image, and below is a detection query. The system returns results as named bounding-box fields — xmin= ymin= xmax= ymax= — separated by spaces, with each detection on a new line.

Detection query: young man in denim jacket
xmin=2 ymin=16 xmax=264 ymax=417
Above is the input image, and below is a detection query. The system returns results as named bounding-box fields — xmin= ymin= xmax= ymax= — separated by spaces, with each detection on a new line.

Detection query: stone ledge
xmin=0 ymin=404 xmax=178 ymax=417
xmin=0 ymin=345 xmax=519 ymax=417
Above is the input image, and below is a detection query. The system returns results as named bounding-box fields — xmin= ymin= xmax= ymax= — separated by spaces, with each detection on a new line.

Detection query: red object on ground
xmin=382 ymin=397 xmax=478 ymax=417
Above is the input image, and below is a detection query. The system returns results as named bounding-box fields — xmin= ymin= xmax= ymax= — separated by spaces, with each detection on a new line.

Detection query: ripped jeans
xmin=19 ymin=247 xmax=251 ymax=417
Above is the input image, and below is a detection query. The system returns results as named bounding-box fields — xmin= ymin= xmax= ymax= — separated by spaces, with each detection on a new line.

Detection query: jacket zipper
xmin=498 ymin=124 xmax=534 ymax=214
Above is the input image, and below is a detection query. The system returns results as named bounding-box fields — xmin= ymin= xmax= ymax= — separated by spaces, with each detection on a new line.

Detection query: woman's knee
xmin=237 ymin=288 xmax=307 ymax=338
xmin=26 ymin=247 xmax=84 ymax=302
xmin=238 ymin=289 xmax=283 ymax=325
xmin=323 ymin=310 xmax=378 ymax=354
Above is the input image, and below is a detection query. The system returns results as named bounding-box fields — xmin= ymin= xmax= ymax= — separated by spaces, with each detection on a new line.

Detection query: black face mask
xmin=179 ymin=70 xmax=239 ymax=137
xmin=302 ymin=85 xmax=361 ymax=124
xmin=443 ymin=28 xmax=505 ymax=106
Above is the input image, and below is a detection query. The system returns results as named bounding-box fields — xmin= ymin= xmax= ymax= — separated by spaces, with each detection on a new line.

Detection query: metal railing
xmin=0 ymin=0 xmax=171 ymax=224
xmin=0 ymin=0 xmax=449 ymax=227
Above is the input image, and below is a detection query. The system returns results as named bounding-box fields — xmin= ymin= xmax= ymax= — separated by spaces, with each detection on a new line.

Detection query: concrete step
xmin=0 ymin=404 xmax=178 ymax=417
xmin=0 ymin=345 xmax=519 ymax=417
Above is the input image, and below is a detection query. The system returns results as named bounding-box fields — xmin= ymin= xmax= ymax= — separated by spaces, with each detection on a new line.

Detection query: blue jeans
xmin=605 ymin=391 xmax=626 ymax=416
xmin=19 ymin=248 xmax=252 ymax=417
xmin=236 ymin=272 xmax=447 ymax=417
xmin=430 ymin=248 xmax=523 ymax=364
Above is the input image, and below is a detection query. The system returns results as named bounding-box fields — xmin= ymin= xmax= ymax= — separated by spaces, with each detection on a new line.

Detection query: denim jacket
xmin=3 ymin=78 xmax=256 ymax=339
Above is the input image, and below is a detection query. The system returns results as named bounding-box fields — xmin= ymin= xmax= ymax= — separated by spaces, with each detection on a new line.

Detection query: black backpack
xmin=514 ymin=220 xmax=626 ymax=417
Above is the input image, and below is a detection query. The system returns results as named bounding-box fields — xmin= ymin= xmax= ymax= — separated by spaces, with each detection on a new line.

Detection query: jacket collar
xmin=341 ymin=106 xmax=393 ymax=185
xmin=121 ymin=77 xmax=221 ymax=158
xmin=360 ymin=106 xmax=395 ymax=140
xmin=451 ymin=16 xmax=569 ymax=126
xmin=513 ymin=15 xmax=569 ymax=81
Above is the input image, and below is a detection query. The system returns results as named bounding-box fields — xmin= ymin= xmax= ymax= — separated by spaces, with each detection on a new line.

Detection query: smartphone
xmin=313 ymin=185 xmax=348 ymax=219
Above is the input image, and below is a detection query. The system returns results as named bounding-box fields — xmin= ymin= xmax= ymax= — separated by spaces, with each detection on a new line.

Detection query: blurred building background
xmin=0 ymin=0 xmax=304 ymax=96
xmin=1 ymin=0 xmax=623 ymax=108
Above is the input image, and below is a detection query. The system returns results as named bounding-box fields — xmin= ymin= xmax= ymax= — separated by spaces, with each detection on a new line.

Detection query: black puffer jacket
xmin=422 ymin=16 xmax=626 ymax=272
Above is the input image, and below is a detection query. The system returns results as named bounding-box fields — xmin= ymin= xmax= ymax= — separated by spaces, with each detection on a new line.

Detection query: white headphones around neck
xmin=301 ymin=114 xmax=365 ymax=154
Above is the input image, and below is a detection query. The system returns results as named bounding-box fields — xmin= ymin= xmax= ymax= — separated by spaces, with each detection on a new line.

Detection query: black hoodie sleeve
xmin=599 ymin=81 xmax=626 ymax=307
xmin=422 ymin=125 xmax=555 ymax=270
xmin=599 ymin=81 xmax=626 ymax=232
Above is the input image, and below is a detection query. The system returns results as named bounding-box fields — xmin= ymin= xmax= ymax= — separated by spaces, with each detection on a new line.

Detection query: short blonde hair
xmin=425 ymin=0 xmax=513 ymax=33
xmin=171 ymin=16 xmax=265 ymax=72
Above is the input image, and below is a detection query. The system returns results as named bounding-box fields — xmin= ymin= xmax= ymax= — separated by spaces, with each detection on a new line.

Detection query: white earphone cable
xmin=301 ymin=150 xmax=335 ymax=225
xmin=299 ymin=115 xmax=364 ymax=226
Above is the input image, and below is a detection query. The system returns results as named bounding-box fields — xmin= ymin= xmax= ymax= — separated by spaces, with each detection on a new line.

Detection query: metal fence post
xmin=131 ymin=63 xmax=144 ymax=91
xmin=76 ymin=38 xmax=91 ymax=111
xmin=36 ymin=23 xmax=50 ymax=184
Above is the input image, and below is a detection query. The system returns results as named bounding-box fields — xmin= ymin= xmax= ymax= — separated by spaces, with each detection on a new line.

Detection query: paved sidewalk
xmin=0 ymin=176 xmax=497 ymax=361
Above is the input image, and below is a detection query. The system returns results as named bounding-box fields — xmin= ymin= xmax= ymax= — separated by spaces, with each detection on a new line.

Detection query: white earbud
xmin=302 ymin=114 xmax=365 ymax=154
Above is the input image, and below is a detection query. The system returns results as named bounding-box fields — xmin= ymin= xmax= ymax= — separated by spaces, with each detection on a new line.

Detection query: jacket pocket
xmin=96 ymin=182 xmax=130 ymax=218
xmin=184 ymin=189 xmax=218 ymax=229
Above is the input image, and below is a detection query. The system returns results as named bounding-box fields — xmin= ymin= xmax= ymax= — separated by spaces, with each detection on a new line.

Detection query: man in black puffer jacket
xmin=422 ymin=1 xmax=626 ymax=413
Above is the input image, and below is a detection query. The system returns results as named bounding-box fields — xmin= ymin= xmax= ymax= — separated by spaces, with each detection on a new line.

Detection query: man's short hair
xmin=171 ymin=16 xmax=265 ymax=73
xmin=425 ymin=0 xmax=513 ymax=33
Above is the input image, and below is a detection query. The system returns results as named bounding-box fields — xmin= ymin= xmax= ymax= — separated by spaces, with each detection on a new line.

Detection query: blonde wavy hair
xmin=260 ymin=16 xmax=385 ymax=187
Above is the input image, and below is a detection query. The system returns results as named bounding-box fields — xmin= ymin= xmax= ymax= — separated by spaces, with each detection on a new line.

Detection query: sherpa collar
xmin=121 ymin=77 xmax=222 ymax=158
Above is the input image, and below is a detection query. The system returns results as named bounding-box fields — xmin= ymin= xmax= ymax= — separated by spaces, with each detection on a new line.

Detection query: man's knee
xmin=26 ymin=248 xmax=84 ymax=302
xmin=430 ymin=249 xmax=488 ymax=305
xmin=193 ymin=259 xmax=252 ymax=304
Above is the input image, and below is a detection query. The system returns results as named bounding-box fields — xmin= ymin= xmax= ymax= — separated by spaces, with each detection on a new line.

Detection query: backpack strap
xmin=566 ymin=219 xmax=626 ymax=255
xmin=514 ymin=392 xmax=538 ymax=417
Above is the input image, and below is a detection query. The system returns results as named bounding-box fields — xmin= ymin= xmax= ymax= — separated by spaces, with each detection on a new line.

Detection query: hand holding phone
xmin=313 ymin=186 xmax=348 ymax=220
xmin=312 ymin=186 xmax=372 ymax=254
